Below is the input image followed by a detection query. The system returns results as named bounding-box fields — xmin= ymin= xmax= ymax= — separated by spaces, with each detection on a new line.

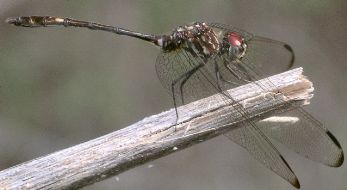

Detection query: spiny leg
xmin=223 ymin=59 xmax=253 ymax=83
xmin=214 ymin=61 xmax=239 ymax=105
xmin=234 ymin=60 xmax=258 ymax=82
xmin=171 ymin=63 xmax=204 ymax=124
xmin=216 ymin=62 xmax=240 ymax=86
xmin=214 ymin=61 xmax=226 ymax=92
xmin=179 ymin=64 xmax=205 ymax=105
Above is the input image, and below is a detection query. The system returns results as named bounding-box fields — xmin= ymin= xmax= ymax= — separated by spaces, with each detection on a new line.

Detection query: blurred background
xmin=0 ymin=0 xmax=346 ymax=189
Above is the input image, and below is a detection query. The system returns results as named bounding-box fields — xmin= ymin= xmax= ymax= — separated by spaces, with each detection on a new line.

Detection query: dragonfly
xmin=6 ymin=16 xmax=344 ymax=188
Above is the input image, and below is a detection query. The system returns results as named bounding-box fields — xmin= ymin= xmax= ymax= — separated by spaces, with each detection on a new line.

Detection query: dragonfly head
xmin=223 ymin=32 xmax=247 ymax=61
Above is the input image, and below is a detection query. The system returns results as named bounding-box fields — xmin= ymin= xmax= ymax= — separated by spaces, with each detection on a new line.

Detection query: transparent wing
xmin=209 ymin=22 xmax=343 ymax=167
xmin=209 ymin=23 xmax=295 ymax=77
xmin=225 ymin=125 xmax=300 ymax=188
xmin=245 ymin=36 xmax=295 ymax=76
xmin=156 ymin=48 xmax=301 ymax=187
xmin=208 ymin=23 xmax=255 ymax=41
xmin=156 ymin=49 xmax=224 ymax=106
xmin=258 ymin=108 xmax=344 ymax=167
xmin=235 ymin=57 xmax=344 ymax=167
xmin=227 ymin=46 xmax=344 ymax=167
xmin=156 ymin=24 xmax=343 ymax=187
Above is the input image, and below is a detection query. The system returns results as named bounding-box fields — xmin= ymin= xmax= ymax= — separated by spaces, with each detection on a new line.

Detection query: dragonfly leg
xmin=214 ymin=61 xmax=225 ymax=91
xmin=223 ymin=60 xmax=253 ymax=83
xmin=237 ymin=59 xmax=279 ymax=94
xmin=179 ymin=64 xmax=204 ymax=104
xmin=216 ymin=68 xmax=241 ymax=86
xmin=214 ymin=61 xmax=240 ymax=93
xmin=171 ymin=63 xmax=204 ymax=124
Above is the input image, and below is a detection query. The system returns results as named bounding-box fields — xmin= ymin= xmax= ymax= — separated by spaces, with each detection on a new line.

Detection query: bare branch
xmin=0 ymin=68 xmax=312 ymax=189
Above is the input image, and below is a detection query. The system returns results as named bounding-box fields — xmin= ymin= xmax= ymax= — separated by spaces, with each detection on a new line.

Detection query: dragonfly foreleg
xmin=223 ymin=60 xmax=253 ymax=83
xmin=171 ymin=63 xmax=204 ymax=122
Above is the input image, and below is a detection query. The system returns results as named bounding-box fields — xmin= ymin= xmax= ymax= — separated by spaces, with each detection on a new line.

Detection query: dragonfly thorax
xmin=160 ymin=22 xmax=221 ymax=60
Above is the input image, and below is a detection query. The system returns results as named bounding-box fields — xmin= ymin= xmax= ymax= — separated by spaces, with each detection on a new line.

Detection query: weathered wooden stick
xmin=0 ymin=68 xmax=312 ymax=189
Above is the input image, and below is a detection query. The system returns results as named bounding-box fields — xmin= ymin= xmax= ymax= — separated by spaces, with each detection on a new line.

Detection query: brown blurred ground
xmin=0 ymin=1 xmax=346 ymax=189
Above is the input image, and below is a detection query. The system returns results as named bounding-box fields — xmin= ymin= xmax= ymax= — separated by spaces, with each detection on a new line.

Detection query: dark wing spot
xmin=326 ymin=131 xmax=344 ymax=167
xmin=279 ymin=155 xmax=300 ymax=189
xmin=283 ymin=44 xmax=295 ymax=70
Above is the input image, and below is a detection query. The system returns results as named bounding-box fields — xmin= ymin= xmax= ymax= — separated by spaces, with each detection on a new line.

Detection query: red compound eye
xmin=228 ymin=32 xmax=243 ymax=47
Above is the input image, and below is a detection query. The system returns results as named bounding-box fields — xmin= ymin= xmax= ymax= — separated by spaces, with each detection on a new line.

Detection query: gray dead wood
xmin=0 ymin=68 xmax=313 ymax=189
